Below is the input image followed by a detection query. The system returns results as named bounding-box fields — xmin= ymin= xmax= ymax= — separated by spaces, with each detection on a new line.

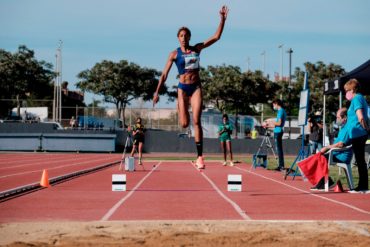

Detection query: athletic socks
xmin=196 ymin=141 xmax=203 ymax=157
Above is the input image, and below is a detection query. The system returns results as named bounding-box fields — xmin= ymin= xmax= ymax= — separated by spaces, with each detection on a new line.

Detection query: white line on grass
xmin=101 ymin=161 xmax=161 ymax=221
xmin=192 ymin=162 xmax=251 ymax=220
xmin=234 ymin=166 xmax=370 ymax=215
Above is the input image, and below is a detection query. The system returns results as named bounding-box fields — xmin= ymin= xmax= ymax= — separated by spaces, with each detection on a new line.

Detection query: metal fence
xmin=4 ymin=104 xmax=302 ymax=138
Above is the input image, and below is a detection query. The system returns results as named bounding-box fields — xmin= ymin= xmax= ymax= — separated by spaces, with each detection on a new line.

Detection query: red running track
xmin=0 ymin=153 xmax=121 ymax=191
xmin=0 ymin=154 xmax=369 ymax=222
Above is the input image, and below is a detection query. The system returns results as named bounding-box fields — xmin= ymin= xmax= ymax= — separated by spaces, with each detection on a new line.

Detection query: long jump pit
xmin=1 ymin=220 xmax=369 ymax=246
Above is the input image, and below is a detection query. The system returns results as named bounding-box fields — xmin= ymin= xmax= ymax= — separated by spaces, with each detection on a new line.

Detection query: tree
xmin=202 ymin=65 xmax=279 ymax=114
xmin=0 ymin=45 xmax=54 ymax=118
xmin=293 ymin=61 xmax=346 ymax=122
xmin=76 ymin=60 xmax=165 ymax=126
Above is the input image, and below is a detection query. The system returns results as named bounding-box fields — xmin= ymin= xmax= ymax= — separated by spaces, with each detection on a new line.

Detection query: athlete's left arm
xmin=356 ymin=108 xmax=369 ymax=131
xmin=196 ymin=5 xmax=228 ymax=51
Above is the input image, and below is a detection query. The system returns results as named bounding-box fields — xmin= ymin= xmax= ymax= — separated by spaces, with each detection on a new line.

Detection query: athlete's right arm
xmin=153 ymin=51 xmax=176 ymax=107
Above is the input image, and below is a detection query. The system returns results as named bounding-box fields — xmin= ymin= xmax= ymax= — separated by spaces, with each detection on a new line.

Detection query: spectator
xmin=308 ymin=111 xmax=323 ymax=154
xmin=266 ymin=99 xmax=287 ymax=171
xmin=311 ymin=108 xmax=352 ymax=190
xmin=344 ymin=79 xmax=369 ymax=192
xmin=218 ymin=114 xmax=234 ymax=166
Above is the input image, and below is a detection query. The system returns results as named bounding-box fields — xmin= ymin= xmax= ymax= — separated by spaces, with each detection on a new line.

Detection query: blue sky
xmin=1 ymin=0 xmax=370 ymax=107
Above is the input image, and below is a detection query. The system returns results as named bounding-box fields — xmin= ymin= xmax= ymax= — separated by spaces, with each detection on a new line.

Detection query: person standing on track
xmin=130 ymin=117 xmax=145 ymax=166
xmin=153 ymin=5 xmax=229 ymax=169
xmin=218 ymin=114 xmax=234 ymax=166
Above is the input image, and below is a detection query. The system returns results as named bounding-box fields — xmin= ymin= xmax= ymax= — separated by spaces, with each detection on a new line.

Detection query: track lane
xmin=202 ymin=162 xmax=370 ymax=220
xmin=0 ymin=153 xmax=121 ymax=191
xmin=106 ymin=161 xmax=245 ymax=220
xmin=0 ymin=162 xmax=151 ymax=222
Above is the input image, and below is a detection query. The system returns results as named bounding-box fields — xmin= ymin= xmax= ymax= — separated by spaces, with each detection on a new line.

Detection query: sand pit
xmin=1 ymin=221 xmax=369 ymax=247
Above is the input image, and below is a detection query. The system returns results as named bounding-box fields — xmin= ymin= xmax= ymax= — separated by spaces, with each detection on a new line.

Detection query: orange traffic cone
xmin=40 ymin=169 xmax=50 ymax=188
xmin=333 ymin=180 xmax=344 ymax=193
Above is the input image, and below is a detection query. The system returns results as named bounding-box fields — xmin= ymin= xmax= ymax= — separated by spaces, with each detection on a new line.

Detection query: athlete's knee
xmin=193 ymin=118 xmax=201 ymax=127
xmin=180 ymin=120 xmax=189 ymax=128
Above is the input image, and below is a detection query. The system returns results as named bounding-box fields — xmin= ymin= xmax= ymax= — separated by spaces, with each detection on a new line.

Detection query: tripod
xmin=251 ymin=129 xmax=277 ymax=170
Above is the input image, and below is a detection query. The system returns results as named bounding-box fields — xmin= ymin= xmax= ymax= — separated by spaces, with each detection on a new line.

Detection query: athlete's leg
xmin=226 ymin=140 xmax=233 ymax=164
xmin=130 ymin=141 xmax=136 ymax=157
xmin=220 ymin=141 xmax=227 ymax=161
xmin=190 ymin=88 xmax=204 ymax=166
xmin=190 ymin=88 xmax=203 ymax=143
xmin=177 ymin=88 xmax=190 ymax=128
xmin=138 ymin=142 xmax=143 ymax=164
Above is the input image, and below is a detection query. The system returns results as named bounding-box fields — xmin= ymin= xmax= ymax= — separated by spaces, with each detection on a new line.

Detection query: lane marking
xmin=101 ymin=161 xmax=161 ymax=221
xmin=234 ymin=166 xmax=370 ymax=215
xmin=191 ymin=162 xmax=251 ymax=220
xmin=0 ymin=155 xmax=102 ymax=170
xmin=0 ymin=157 xmax=119 ymax=179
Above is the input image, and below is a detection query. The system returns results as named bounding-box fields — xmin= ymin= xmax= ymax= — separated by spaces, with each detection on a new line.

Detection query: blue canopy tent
xmin=323 ymin=59 xmax=370 ymax=145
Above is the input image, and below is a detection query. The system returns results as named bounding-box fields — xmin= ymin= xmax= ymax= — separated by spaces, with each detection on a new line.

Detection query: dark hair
xmin=222 ymin=114 xmax=228 ymax=120
xmin=272 ymin=99 xmax=283 ymax=107
xmin=338 ymin=107 xmax=347 ymax=119
xmin=136 ymin=117 xmax=142 ymax=122
xmin=177 ymin=26 xmax=191 ymax=37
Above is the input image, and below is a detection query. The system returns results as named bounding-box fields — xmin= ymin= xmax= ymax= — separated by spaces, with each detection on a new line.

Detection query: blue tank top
xmin=174 ymin=47 xmax=200 ymax=75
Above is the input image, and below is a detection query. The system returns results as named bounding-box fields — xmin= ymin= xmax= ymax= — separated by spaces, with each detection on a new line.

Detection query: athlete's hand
xmin=219 ymin=5 xmax=229 ymax=20
xmin=153 ymin=93 xmax=159 ymax=107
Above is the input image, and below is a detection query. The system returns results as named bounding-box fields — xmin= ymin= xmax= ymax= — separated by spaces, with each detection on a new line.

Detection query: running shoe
xmin=223 ymin=161 xmax=227 ymax=166
xmin=195 ymin=156 xmax=205 ymax=169
xmin=229 ymin=161 xmax=235 ymax=166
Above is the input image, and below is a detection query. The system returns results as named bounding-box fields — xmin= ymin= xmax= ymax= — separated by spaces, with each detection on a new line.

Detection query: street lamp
xmin=286 ymin=48 xmax=293 ymax=139
xmin=278 ymin=44 xmax=284 ymax=80
xmin=261 ymin=51 xmax=266 ymax=76
xmin=247 ymin=57 xmax=250 ymax=72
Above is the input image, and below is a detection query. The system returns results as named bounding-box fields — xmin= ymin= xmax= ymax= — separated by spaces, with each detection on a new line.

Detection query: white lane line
xmin=192 ymin=162 xmax=251 ymax=220
xmin=0 ymin=157 xmax=119 ymax=179
xmin=0 ymin=156 xmax=97 ymax=170
xmin=101 ymin=161 xmax=161 ymax=221
xmin=234 ymin=166 xmax=370 ymax=215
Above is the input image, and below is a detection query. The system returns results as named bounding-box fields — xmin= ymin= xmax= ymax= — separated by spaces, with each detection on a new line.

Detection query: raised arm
xmin=197 ymin=5 xmax=228 ymax=51
xmin=153 ymin=51 xmax=176 ymax=107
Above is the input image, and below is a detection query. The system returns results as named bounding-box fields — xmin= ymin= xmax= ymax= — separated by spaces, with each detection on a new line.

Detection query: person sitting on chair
xmin=311 ymin=107 xmax=352 ymax=190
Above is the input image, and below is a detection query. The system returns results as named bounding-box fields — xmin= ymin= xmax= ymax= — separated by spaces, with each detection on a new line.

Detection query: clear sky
xmin=1 ymin=0 xmax=369 ymax=107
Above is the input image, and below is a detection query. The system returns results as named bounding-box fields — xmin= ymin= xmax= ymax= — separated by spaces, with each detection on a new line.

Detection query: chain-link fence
xmin=3 ymin=103 xmax=304 ymax=138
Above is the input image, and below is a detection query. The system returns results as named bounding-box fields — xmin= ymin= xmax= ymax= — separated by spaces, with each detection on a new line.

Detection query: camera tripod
xmin=251 ymin=129 xmax=277 ymax=170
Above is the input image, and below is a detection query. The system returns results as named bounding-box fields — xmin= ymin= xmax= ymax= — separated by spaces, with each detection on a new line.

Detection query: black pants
xmin=274 ymin=132 xmax=284 ymax=168
xmin=352 ymin=135 xmax=368 ymax=190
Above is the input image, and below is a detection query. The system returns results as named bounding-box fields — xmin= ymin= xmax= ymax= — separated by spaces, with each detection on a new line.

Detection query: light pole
xmin=286 ymin=48 xmax=293 ymax=139
xmin=278 ymin=44 xmax=284 ymax=80
xmin=56 ymin=40 xmax=63 ymax=123
xmin=261 ymin=51 xmax=266 ymax=76
xmin=247 ymin=57 xmax=250 ymax=72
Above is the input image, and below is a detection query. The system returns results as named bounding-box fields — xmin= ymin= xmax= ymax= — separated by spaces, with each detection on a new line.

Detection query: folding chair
xmin=325 ymin=145 xmax=354 ymax=191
